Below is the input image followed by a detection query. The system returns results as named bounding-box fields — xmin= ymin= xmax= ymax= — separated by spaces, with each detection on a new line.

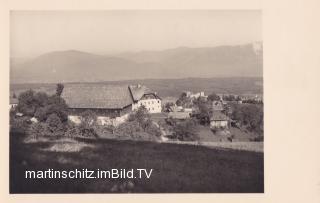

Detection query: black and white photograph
xmin=9 ymin=10 xmax=264 ymax=193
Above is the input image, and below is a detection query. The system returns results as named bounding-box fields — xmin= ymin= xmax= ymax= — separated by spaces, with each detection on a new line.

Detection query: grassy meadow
xmin=10 ymin=132 xmax=264 ymax=193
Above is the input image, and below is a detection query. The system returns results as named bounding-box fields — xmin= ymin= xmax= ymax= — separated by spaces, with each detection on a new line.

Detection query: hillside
xmin=10 ymin=43 xmax=262 ymax=83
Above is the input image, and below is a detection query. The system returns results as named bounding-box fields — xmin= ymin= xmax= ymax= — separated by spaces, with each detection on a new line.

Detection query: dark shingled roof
xmin=168 ymin=111 xmax=190 ymax=120
xmin=62 ymin=84 xmax=133 ymax=109
xmin=210 ymin=111 xmax=229 ymax=121
xmin=129 ymin=85 xmax=154 ymax=101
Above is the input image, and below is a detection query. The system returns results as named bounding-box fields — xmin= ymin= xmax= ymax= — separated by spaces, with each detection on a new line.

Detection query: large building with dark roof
xmin=61 ymin=84 xmax=162 ymax=120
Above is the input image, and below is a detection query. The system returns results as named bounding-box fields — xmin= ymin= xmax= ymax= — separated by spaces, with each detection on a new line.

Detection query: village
xmin=10 ymin=83 xmax=264 ymax=148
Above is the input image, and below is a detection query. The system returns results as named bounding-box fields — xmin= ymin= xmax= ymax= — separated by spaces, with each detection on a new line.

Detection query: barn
xmin=61 ymin=84 xmax=161 ymax=125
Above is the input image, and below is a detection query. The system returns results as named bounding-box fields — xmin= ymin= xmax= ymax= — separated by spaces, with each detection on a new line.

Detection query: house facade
xmin=129 ymin=85 xmax=162 ymax=113
xmin=9 ymin=97 xmax=18 ymax=110
xmin=210 ymin=111 xmax=229 ymax=129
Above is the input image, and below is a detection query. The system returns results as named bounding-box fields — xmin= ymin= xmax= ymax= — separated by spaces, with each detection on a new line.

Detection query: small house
xmin=210 ymin=111 xmax=229 ymax=129
xmin=10 ymin=97 xmax=18 ymax=109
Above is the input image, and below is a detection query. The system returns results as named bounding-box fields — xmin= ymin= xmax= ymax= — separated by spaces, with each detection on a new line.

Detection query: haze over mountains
xmin=10 ymin=42 xmax=262 ymax=84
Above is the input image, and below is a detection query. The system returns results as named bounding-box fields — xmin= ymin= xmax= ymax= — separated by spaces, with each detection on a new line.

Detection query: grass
xmin=10 ymin=132 xmax=264 ymax=193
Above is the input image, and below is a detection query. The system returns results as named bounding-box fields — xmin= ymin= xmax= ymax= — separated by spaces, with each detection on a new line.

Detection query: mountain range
xmin=10 ymin=42 xmax=262 ymax=83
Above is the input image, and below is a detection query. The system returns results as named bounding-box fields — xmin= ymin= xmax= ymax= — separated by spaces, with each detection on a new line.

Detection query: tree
xmin=56 ymin=83 xmax=64 ymax=97
xmin=128 ymin=106 xmax=151 ymax=131
xmin=17 ymin=89 xmax=37 ymax=116
xmin=231 ymin=103 xmax=263 ymax=135
xmin=172 ymin=119 xmax=199 ymax=141
xmin=176 ymin=92 xmax=192 ymax=107
xmin=164 ymin=102 xmax=175 ymax=112
xmin=16 ymin=90 xmax=68 ymax=122
xmin=223 ymin=95 xmax=236 ymax=101
xmin=193 ymin=97 xmax=211 ymax=125
xmin=34 ymin=95 xmax=68 ymax=122
xmin=207 ymin=93 xmax=220 ymax=101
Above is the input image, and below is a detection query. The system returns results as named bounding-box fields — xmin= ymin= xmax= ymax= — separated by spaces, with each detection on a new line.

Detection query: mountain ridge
xmin=10 ymin=42 xmax=263 ymax=83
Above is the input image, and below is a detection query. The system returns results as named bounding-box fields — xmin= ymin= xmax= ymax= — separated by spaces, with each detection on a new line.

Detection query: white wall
xmin=132 ymin=98 xmax=162 ymax=113
xmin=68 ymin=113 xmax=129 ymax=127
xmin=210 ymin=120 xmax=228 ymax=128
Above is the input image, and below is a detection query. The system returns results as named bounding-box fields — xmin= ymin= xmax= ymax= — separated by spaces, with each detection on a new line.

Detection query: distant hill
xmin=10 ymin=42 xmax=262 ymax=83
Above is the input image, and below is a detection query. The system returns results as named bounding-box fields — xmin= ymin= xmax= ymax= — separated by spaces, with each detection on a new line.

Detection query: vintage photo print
xmin=9 ymin=10 xmax=263 ymax=193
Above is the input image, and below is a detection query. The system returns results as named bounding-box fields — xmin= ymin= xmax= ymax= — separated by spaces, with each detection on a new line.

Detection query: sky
xmin=10 ymin=10 xmax=261 ymax=58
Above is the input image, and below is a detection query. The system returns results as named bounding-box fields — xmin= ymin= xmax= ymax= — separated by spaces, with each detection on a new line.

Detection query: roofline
xmin=143 ymin=92 xmax=162 ymax=100
xmin=68 ymin=104 xmax=132 ymax=110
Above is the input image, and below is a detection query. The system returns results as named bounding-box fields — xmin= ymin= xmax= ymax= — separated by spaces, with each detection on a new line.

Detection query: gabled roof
xmin=62 ymin=84 xmax=133 ymax=109
xmin=168 ymin=111 xmax=190 ymax=120
xmin=210 ymin=111 xmax=229 ymax=121
xmin=10 ymin=97 xmax=18 ymax=104
xmin=129 ymin=84 xmax=161 ymax=101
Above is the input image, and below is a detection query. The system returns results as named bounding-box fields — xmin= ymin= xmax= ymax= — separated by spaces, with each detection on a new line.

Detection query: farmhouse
xmin=210 ymin=111 xmax=229 ymax=129
xmin=61 ymin=84 xmax=161 ymax=125
xmin=130 ymin=84 xmax=162 ymax=113
xmin=10 ymin=97 xmax=18 ymax=109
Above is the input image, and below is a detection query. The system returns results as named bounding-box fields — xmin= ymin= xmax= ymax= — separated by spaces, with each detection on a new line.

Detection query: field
xmin=10 ymin=77 xmax=263 ymax=98
xmin=10 ymin=132 xmax=264 ymax=193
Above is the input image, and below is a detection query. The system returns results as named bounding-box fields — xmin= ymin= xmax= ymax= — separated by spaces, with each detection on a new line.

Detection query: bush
xmin=145 ymin=123 xmax=162 ymax=137
xmin=28 ymin=122 xmax=49 ymax=139
xmin=10 ymin=116 xmax=30 ymax=133
xmin=250 ymin=135 xmax=264 ymax=142
xmin=114 ymin=121 xmax=142 ymax=138
xmin=46 ymin=114 xmax=65 ymax=136
xmin=172 ymin=119 xmax=199 ymax=141
xmin=80 ymin=110 xmax=97 ymax=127
xmin=65 ymin=123 xmax=81 ymax=138
xmin=17 ymin=90 xmax=69 ymax=123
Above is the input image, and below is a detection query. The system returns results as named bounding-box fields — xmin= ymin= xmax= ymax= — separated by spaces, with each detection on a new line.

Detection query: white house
xmin=9 ymin=97 xmax=18 ymax=110
xmin=130 ymin=84 xmax=162 ymax=113
xmin=210 ymin=111 xmax=229 ymax=129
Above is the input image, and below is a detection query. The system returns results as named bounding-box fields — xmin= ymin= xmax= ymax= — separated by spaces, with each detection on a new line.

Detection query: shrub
xmin=250 ymin=135 xmax=264 ymax=142
xmin=65 ymin=123 xmax=81 ymax=138
xmin=46 ymin=114 xmax=65 ymax=136
xmin=28 ymin=122 xmax=49 ymax=139
xmin=10 ymin=116 xmax=30 ymax=133
xmin=172 ymin=119 xmax=199 ymax=141
xmin=80 ymin=110 xmax=97 ymax=127
xmin=145 ymin=123 xmax=162 ymax=137
xmin=114 ymin=121 xmax=142 ymax=138
xmin=17 ymin=90 xmax=69 ymax=122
